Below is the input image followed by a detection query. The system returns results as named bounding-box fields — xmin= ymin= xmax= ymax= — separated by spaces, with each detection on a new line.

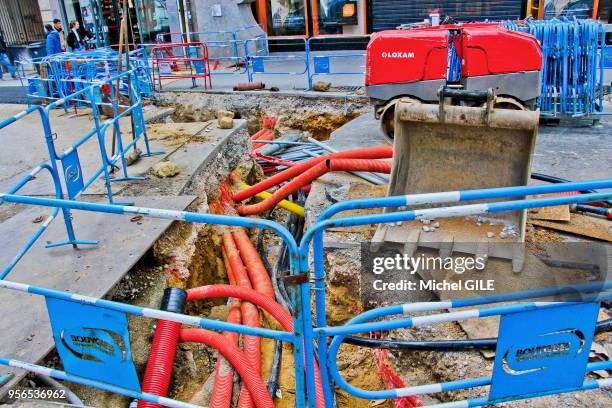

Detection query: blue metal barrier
xmin=603 ymin=24 xmax=612 ymax=86
xmin=299 ymin=179 xmax=612 ymax=408
xmin=5 ymin=70 xmax=162 ymax=205
xmin=0 ymin=105 xmax=98 ymax=276
xmin=164 ymin=29 xmax=267 ymax=77
xmin=325 ymin=294 xmax=611 ymax=406
xmin=46 ymin=70 xmax=162 ymax=205
xmin=245 ymin=37 xmax=311 ymax=86
xmin=16 ymin=48 xmax=153 ymax=106
xmin=0 ymin=183 xmax=611 ymax=407
xmin=307 ymin=36 xmax=368 ymax=89
xmin=0 ymin=194 xmax=308 ymax=408
xmin=0 ymin=69 xmax=165 ymax=280
xmin=505 ymin=18 xmax=606 ymax=118
xmin=202 ymin=39 xmax=250 ymax=76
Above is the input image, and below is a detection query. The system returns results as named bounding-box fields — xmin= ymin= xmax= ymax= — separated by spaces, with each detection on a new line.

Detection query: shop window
xmin=267 ymin=0 xmax=307 ymax=36
xmin=317 ymin=1 xmax=358 ymax=35
xmin=137 ymin=0 xmax=170 ymax=43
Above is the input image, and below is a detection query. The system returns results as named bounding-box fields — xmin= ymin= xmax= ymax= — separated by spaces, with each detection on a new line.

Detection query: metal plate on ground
xmin=0 ymin=195 xmax=195 ymax=395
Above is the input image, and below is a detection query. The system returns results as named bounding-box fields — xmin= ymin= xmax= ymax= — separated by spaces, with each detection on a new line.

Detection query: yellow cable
xmin=238 ymin=182 xmax=305 ymax=217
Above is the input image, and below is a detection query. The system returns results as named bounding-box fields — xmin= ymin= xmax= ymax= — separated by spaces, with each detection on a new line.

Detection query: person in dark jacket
xmin=45 ymin=24 xmax=62 ymax=56
xmin=67 ymin=20 xmax=84 ymax=51
xmin=0 ymin=30 xmax=16 ymax=80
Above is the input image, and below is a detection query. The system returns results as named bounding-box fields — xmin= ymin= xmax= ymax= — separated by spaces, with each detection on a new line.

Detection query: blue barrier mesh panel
xmin=252 ymin=57 xmax=265 ymax=73
xmin=46 ymin=298 xmax=141 ymax=391
xmin=489 ymin=302 xmax=599 ymax=401
xmin=604 ymin=47 xmax=612 ymax=69
xmin=193 ymin=61 xmax=206 ymax=74
xmin=314 ymin=56 xmax=331 ymax=74
xmin=133 ymin=107 xmax=145 ymax=139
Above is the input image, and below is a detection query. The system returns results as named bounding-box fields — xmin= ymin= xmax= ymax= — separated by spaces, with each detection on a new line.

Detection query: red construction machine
xmin=368 ymin=23 xmax=544 ymax=272
xmin=366 ymin=23 xmax=543 ymax=137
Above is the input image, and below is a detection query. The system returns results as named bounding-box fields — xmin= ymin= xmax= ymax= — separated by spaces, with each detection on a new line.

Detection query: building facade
xmin=36 ymin=0 xmax=612 ymax=47
xmin=0 ymin=0 xmax=46 ymax=46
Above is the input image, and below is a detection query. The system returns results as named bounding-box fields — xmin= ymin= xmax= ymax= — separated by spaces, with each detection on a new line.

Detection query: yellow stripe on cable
xmin=238 ymin=182 xmax=305 ymax=217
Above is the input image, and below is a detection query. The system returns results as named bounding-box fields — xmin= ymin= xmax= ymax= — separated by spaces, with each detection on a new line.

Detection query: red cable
xmin=208 ymin=251 xmax=242 ymax=408
xmin=232 ymin=228 xmax=275 ymax=406
xmin=237 ymin=158 xmax=392 ymax=215
xmin=180 ymin=329 xmax=274 ymax=408
xmin=250 ymin=129 xmax=267 ymax=140
xmin=371 ymin=333 xmax=422 ymax=408
xmin=223 ymin=232 xmax=260 ymax=408
xmin=234 ymin=145 xmax=393 ymax=202
xmin=232 ymin=228 xmax=275 ymax=300
xmin=187 ymin=285 xmax=326 ymax=408
xmin=138 ymin=319 xmax=181 ymax=408
xmin=138 ymin=287 xmax=187 ymax=408
xmin=252 ymin=129 xmax=274 ymax=150
xmin=262 ymin=116 xmax=278 ymax=130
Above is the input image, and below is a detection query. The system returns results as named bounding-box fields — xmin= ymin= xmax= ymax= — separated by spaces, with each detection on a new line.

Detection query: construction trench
xmin=0 ymin=85 xmax=610 ymax=408
xmin=1 ymin=14 xmax=612 ymax=408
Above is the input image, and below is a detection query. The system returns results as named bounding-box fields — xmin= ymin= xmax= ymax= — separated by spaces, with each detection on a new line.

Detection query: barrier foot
xmin=141 ymin=150 xmax=165 ymax=157
xmin=45 ymin=239 xmax=98 ymax=249
xmin=110 ymin=176 xmax=146 ymax=182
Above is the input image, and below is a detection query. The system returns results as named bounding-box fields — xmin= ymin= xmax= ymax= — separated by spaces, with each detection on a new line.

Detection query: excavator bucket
xmin=376 ymin=89 xmax=540 ymax=272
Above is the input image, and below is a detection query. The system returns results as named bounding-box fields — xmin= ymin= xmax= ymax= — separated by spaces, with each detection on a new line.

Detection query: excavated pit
xmin=158 ymin=91 xmax=370 ymax=140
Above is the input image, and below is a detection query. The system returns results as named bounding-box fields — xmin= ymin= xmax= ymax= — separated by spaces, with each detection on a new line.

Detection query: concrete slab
xmin=0 ymin=195 xmax=196 ymax=394
xmin=118 ymin=119 xmax=248 ymax=197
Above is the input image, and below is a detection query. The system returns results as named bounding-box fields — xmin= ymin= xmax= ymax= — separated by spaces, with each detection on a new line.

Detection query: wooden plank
xmin=528 ymin=194 xmax=571 ymax=222
xmin=530 ymin=213 xmax=612 ymax=242
xmin=529 ymin=205 xmax=571 ymax=222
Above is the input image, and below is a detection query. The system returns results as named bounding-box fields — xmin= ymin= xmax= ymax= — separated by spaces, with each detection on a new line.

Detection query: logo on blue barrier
xmin=489 ymin=302 xmax=599 ymax=401
xmin=133 ymin=106 xmax=145 ymax=138
xmin=61 ymin=149 xmax=84 ymax=200
xmin=46 ymin=298 xmax=141 ymax=391
xmin=252 ymin=57 xmax=265 ymax=73
xmin=313 ymin=56 xmax=330 ymax=75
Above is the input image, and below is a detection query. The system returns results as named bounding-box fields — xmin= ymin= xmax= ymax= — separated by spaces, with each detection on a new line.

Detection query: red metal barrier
xmin=151 ymin=42 xmax=212 ymax=91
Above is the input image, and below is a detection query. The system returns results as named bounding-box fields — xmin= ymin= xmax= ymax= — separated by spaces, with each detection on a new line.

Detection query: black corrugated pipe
xmin=344 ymin=318 xmax=612 ymax=351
